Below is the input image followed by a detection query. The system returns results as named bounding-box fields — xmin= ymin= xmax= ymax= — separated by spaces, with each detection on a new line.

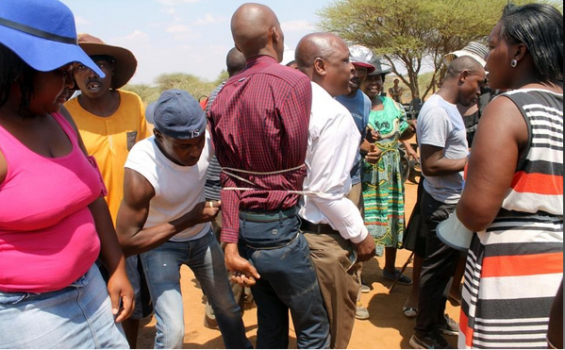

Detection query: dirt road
xmin=137 ymin=179 xmax=461 ymax=349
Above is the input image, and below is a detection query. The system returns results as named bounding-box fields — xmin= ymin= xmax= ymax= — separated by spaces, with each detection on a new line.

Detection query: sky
xmin=60 ymin=0 xmax=332 ymax=85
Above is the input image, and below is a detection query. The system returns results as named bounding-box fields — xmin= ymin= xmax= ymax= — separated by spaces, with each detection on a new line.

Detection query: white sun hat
xmin=444 ymin=41 xmax=489 ymax=67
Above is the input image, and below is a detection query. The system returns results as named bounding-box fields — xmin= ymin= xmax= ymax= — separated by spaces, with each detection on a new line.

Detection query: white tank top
xmin=125 ymin=133 xmax=213 ymax=242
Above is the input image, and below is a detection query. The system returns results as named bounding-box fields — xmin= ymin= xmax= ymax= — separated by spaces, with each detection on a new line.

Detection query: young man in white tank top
xmin=116 ymin=89 xmax=251 ymax=349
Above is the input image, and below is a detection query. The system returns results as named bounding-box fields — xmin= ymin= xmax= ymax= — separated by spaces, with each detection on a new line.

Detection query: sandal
xmin=403 ymin=306 xmax=418 ymax=318
xmin=382 ymin=269 xmax=413 ymax=285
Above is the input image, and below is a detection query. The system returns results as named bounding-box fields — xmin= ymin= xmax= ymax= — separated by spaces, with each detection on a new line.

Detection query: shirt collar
xmin=246 ymin=55 xmax=279 ymax=66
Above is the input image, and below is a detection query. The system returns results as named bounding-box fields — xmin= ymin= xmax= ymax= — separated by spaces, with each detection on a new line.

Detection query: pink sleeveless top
xmin=0 ymin=112 xmax=102 ymax=293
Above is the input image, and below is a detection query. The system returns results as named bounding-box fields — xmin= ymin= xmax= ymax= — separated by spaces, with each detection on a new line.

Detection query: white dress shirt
xmin=298 ymin=82 xmax=369 ymax=244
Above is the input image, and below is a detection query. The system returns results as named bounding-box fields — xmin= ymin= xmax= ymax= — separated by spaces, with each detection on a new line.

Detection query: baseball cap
xmin=153 ymin=89 xmax=206 ymax=140
xmin=349 ymin=45 xmax=376 ymax=73
xmin=145 ymin=102 xmax=156 ymax=125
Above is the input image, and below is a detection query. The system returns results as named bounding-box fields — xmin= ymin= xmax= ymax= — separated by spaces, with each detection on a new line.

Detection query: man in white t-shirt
xmin=116 ymin=89 xmax=251 ymax=349
xmin=295 ymin=32 xmax=376 ymax=350
xmin=410 ymin=57 xmax=486 ymax=349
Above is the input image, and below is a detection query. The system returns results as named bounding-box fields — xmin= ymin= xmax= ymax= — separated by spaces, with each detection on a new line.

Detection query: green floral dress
xmin=362 ymin=97 xmax=409 ymax=256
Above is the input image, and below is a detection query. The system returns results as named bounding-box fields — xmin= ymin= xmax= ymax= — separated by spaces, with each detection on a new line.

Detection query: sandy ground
xmin=136 ymin=177 xmax=461 ymax=349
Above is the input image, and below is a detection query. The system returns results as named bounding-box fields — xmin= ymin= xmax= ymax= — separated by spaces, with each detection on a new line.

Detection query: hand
xmin=192 ymin=200 xmax=221 ymax=224
xmin=406 ymin=148 xmax=419 ymax=161
xmin=365 ymin=128 xmax=381 ymax=143
xmin=106 ymin=269 xmax=134 ymax=323
xmin=406 ymin=120 xmax=417 ymax=135
xmin=353 ymin=234 xmax=376 ymax=262
xmin=365 ymin=144 xmax=382 ymax=164
xmin=224 ymin=243 xmax=261 ymax=287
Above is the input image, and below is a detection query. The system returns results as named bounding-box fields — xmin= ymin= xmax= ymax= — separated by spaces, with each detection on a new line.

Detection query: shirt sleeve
xmin=397 ymin=102 xmax=410 ymax=134
xmin=418 ymin=106 xmax=451 ymax=149
xmin=219 ymin=173 xmax=241 ymax=243
xmin=305 ymin=111 xmax=368 ymax=244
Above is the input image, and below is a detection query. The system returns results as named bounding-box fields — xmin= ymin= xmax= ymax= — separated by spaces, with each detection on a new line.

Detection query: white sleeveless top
xmin=125 ymin=133 xmax=213 ymax=242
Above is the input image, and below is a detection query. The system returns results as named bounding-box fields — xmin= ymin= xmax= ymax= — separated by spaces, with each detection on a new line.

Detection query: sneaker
xmin=409 ymin=332 xmax=452 ymax=349
xmin=355 ymin=302 xmax=370 ymax=320
xmin=382 ymin=269 xmax=413 ymax=285
xmin=438 ymin=314 xmax=458 ymax=336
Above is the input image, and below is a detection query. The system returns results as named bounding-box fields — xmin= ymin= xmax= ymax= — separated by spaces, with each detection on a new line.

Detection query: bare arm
xmin=456 ymin=97 xmax=528 ymax=232
xmin=116 ymin=168 xmax=220 ymax=256
xmin=60 ymin=106 xmax=133 ymax=322
xmin=400 ymin=120 xmax=416 ymax=141
xmin=420 ymin=144 xmax=467 ymax=177
xmin=400 ymin=139 xmax=418 ymax=160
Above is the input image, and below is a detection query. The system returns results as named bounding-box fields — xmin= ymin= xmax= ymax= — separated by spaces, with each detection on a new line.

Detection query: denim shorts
xmin=0 ymin=265 xmax=128 ymax=349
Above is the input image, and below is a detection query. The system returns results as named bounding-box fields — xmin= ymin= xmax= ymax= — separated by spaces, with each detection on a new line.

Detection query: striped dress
xmin=459 ymin=89 xmax=563 ymax=349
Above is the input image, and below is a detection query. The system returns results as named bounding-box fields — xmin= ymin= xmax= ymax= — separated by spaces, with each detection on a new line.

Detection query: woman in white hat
xmin=0 ymin=0 xmax=133 ymax=347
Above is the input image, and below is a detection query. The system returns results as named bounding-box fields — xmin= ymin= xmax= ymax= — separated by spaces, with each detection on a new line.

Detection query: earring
xmin=511 ymin=59 xmax=518 ymax=68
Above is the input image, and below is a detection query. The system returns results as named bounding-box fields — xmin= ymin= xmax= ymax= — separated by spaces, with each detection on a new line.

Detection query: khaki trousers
xmin=347 ymin=182 xmax=364 ymax=217
xmin=304 ymin=232 xmax=361 ymax=349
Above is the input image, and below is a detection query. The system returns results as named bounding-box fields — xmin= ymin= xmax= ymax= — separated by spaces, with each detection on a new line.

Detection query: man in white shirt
xmin=116 ymin=90 xmax=251 ymax=349
xmin=295 ymin=32 xmax=376 ymax=350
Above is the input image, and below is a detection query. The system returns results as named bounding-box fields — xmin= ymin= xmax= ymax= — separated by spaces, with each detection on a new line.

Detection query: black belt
xmin=300 ymin=220 xmax=340 ymax=235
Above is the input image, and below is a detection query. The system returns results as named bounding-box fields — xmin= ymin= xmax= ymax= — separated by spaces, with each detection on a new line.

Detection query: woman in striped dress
xmin=455 ymin=4 xmax=563 ymax=349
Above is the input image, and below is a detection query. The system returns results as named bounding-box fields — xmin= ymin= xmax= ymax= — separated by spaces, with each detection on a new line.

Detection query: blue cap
xmin=154 ymin=89 xmax=206 ymax=140
xmin=145 ymin=102 xmax=156 ymax=124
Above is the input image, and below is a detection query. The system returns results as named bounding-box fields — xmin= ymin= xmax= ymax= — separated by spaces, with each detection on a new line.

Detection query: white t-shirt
xmin=416 ymin=94 xmax=469 ymax=204
xmin=298 ymin=82 xmax=368 ymax=244
xmin=125 ymin=134 xmax=213 ymax=242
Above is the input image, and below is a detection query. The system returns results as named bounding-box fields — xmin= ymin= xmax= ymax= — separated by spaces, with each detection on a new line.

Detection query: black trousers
xmin=414 ymin=188 xmax=461 ymax=337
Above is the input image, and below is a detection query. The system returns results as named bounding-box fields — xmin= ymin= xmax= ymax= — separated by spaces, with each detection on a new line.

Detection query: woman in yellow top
xmin=65 ymin=34 xmax=149 ymax=225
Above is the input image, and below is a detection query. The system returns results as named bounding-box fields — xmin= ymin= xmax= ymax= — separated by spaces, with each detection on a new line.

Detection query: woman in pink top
xmin=0 ymin=0 xmax=133 ymax=348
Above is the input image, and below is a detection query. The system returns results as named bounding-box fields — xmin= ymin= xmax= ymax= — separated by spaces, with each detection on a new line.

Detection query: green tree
xmin=318 ymin=0 xmax=552 ymax=99
xmin=124 ymin=72 xmax=218 ymax=105
xmin=214 ymin=69 xmax=229 ymax=86
xmin=123 ymin=83 xmax=161 ymax=104
xmin=154 ymin=73 xmax=216 ymax=102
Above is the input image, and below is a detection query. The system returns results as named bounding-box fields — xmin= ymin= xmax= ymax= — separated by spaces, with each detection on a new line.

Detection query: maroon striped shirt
xmin=208 ymin=55 xmax=312 ymax=243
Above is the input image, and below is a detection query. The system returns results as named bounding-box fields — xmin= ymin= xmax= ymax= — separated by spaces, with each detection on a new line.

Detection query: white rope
xmin=220 ymin=164 xmax=330 ymax=198
xmin=222 ymin=164 xmax=306 ymax=176
xmin=222 ymin=187 xmax=326 ymax=197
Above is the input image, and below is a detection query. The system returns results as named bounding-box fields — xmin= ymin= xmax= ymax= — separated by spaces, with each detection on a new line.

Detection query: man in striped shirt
xmin=208 ymin=3 xmax=330 ymax=349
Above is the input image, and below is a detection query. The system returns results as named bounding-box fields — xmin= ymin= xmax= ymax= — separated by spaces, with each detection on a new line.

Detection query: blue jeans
xmin=0 ymin=266 xmax=128 ymax=349
xmin=239 ymin=211 xmax=330 ymax=349
xmin=140 ymin=231 xmax=251 ymax=349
